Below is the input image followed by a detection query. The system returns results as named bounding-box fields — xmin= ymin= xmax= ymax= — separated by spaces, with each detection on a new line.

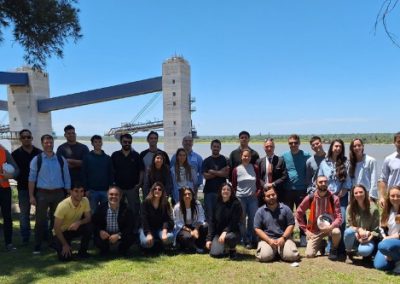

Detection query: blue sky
xmin=1 ymin=0 xmax=399 ymax=136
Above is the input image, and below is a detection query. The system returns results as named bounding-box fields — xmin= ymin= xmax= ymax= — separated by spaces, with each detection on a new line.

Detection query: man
xmin=281 ymin=134 xmax=311 ymax=247
xmin=92 ymin=186 xmax=134 ymax=256
xmin=111 ymin=133 xmax=144 ymax=233
xmin=140 ymin=131 xmax=170 ymax=171
xmin=296 ymin=175 xmax=342 ymax=260
xmin=202 ymin=139 xmax=229 ymax=222
xmin=256 ymin=138 xmax=287 ymax=202
xmin=0 ymin=143 xmax=19 ymax=251
xmin=29 ymin=134 xmax=71 ymax=254
xmin=82 ymin=135 xmax=113 ymax=213
xmin=254 ymin=187 xmax=299 ymax=262
xmin=53 ymin=184 xmax=91 ymax=261
xmin=56 ymin=124 xmax=89 ymax=189
xmin=12 ymin=129 xmax=41 ymax=245
xmin=379 ymin=131 xmax=400 ymax=207
xmin=171 ymin=135 xmax=203 ymax=191
xmin=306 ymin=136 xmax=326 ymax=187
xmin=228 ymin=131 xmax=259 ymax=180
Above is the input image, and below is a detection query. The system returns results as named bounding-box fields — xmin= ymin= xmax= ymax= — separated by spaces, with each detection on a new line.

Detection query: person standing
xmin=12 ymin=129 xmax=41 ymax=245
xmin=56 ymin=125 xmax=89 ymax=189
xmin=111 ymin=133 xmax=144 ymax=233
xmin=254 ymin=187 xmax=299 ymax=262
xmin=378 ymin=132 xmax=400 ymax=208
xmin=228 ymin=131 xmax=259 ymax=180
xmin=282 ymin=134 xmax=311 ymax=247
xmin=348 ymin=138 xmax=378 ymax=201
xmin=82 ymin=135 xmax=113 ymax=213
xmin=171 ymin=135 xmax=203 ymax=193
xmin=202 ymin=139 xmax=229 ymax=222
xmin=171 ymin=148 xmax=197 ymax=204
xmin=140 ymin=131 xmax=170 ymax=174
xmin=29 ymin=134 xmax=71 ymax=254
xmin=0 ymin=142 xmax=19 ymax=251
xmin=306 ymin=136 xmax=326 ymax=187
xmin=256 ymin=138 xmax=287 ymax=203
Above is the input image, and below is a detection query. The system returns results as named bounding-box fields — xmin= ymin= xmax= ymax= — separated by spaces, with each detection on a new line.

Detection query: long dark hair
xmin=174 ymin=148 xmax=192 ymax=182
xmin=348 ymin=184 xmax=370 ymax=226
xmin=327 ymin=138 xmax=347 ymax=182
xmin=349 ymin=138 xmax=363 ymax=178
xmin=381 ymin=186 xmax=400 ymax=228
xmin=145 ymin=182 xmax=171 ymax=215
xmin=148 ymin=152 xmax=170 ymax=185
xmin=178 ymin=187 xmax=198 ymax=224
xmin=217 ymin=182 xmax=237 ymax=203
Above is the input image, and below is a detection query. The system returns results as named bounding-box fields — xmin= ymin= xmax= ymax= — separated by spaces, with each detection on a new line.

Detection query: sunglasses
xmin=21 ymin=136 xmax=32 ymax=140
xmin=154 ymin=187 xmax=163 ymax=192
xmin=289 ymin=142 xmax=299 ymax=145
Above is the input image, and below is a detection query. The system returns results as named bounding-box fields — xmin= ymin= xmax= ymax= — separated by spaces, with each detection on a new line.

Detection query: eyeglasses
xmin=21 ymin=136 xmax=32 ymax=140
xmin=289 ymin=142 xmax=299 ymax=145
xmin=154 ymin=187 xmax=163 ymax=192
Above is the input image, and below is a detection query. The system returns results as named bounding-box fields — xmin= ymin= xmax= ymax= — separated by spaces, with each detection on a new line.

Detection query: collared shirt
xmin=54 ymin=196 xmax=90 ymax=232
xmin=106 ymin=204 xmax=119 ymax=233
xmin=28 ymin=152 xmax=71 ymax=190
xmin=254 ymin=203 xmax=295 ymax=239
xmin=318 ymin=158 xmax=352 ymax=194
xmin=351 ymin=154 xmax=378 ymax=199
xmin=379 ymin=151 xmax=400 ymax=189
xmin=12 ymin=146 xmax=42 ymax=190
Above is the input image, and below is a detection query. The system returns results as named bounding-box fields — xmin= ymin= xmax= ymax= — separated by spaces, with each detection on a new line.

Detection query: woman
xmin=344 ymin=184 xmax=380 ymax=264
xmin=348 ymin=138 xmax=378 ymax=201
xmin=231 ymin=148 xmax=260 ymax=249
xmin=206 ymin=183 xmax=242 ymax=259
xmin=173 ymin=187 xmax=207 ymax=252
xmin=374 ymin=186 xmax=400 ymax=273
xmin=143 ymin=152 xmax=173 ymax=199
xmin=171 ymin=148 xmax=197 ymax=204
xmin=318 ymin=139 xmax=352 ymax=228
xmin=139 ymin=182 xmax=174 ymax=250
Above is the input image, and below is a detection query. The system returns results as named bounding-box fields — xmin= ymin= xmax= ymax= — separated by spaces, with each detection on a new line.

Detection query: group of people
xmin=0 ymin=127 xmax=399 ymax=274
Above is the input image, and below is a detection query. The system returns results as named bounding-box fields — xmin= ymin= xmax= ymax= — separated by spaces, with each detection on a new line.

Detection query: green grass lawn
xmin=0 ymin=228 xmax=398 ymax=284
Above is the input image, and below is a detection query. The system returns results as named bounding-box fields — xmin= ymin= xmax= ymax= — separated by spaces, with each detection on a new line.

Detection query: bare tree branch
xmin=375 ymin=0 xmax=400 ymax=47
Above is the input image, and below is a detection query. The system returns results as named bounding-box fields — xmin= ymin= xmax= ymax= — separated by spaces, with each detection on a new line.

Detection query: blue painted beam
xmin=0 ymin=100 xmax=8 ymax=111
xmin=0 ymin=72 xmax=29 ymax=85
xmin=37 ymin=76 xmax=162 ymax=112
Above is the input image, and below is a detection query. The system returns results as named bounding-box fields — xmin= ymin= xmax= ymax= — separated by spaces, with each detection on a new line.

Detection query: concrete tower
xmin=7 ymin=67 xmax=52 ymax=149
xmin=162 ymin=56 xmax=192 ymax=155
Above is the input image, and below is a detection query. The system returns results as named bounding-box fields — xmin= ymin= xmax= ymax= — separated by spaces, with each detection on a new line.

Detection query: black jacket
xmin=256 ymin=155 xmax=287 ymax=192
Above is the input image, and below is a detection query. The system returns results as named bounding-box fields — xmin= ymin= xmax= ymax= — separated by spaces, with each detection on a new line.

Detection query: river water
xmin=2 ymin=139 xmax=394 ymax=173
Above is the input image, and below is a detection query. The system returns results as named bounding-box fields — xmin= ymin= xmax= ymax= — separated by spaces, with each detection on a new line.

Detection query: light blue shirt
xmin=379 ymin=151 xmax=400 ymax=189
xmin=29 ymin=153 xmax=71 ymax=190
xmin=351 ymin=154 xmax=378 ymax=199
xmin=318 ymin=158 xmax=352 ymax=194
xmin=171 ymin=150 xmax=203 ymax=187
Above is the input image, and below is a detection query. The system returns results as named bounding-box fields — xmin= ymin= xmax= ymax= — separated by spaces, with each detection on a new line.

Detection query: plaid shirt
xmin=106 ymin=204 xmax=120 ymax=233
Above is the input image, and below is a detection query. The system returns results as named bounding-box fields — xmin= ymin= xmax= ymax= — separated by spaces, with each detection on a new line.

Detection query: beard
xmin=122 ymin=144 xmax=131 ymax=151
xmin=318 ymin=185 xmax=328 ymax=192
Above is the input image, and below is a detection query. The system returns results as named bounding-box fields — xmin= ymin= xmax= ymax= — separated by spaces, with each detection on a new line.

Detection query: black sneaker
xmin=77 ymin=251 xmax=91 ymax=259
xmin=320 ymin=240 xmax=327 ymax=256
xmin=33 ymin=245 xmax=41 ymax=255
xmin=229 ymin=249 xmax=238 ymax=260
xmin=328 ymin=248 xmax=338 ymax=261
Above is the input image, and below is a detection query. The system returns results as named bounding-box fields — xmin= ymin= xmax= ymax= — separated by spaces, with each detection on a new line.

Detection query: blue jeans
xmin=139 ymin=228 xmax=174 ymax=249
xmin=237 ymin=195 xmax=258 ymax=244
xmin=89 ymin=190 xmax=108 ymax=213
xmin=204 ymin=192 xmax=218 ymax=223
xmin=18 ymin=190 xmax=31 ymax=242
xmin=343 ymin=228 xmax=375 ymax=256
xmin=374 ymin=239 xmax=400 ymax=271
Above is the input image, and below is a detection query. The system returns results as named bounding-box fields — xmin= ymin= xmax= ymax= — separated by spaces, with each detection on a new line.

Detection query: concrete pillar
xmin=7 ymin=67 xmax=52 ymax=150
xmin=162 ymin=57 xmax=192 ymax=155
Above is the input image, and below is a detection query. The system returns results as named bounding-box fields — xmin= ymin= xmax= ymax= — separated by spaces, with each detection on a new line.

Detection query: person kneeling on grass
xmin=296 ymin=175 xmax=342 ymax=260
xmin=139 ymin=182 xmax=174 ymax=251
xmin=173 ymin=187 xmax=207 ymax=253
xmin=92 ymin=186 xmax=135 ymax=256
xmin=254 ymin=187 xmax=299 ymax=262
xmin=344 ymin=184 xmax=380 ymax=264
xmin=53 ymin=184 xmax=92 ymax=261
xmin=374 ymin=186 xmax=400 ymax=274
xmin=206 ymin=183 xmax=242 ymax=259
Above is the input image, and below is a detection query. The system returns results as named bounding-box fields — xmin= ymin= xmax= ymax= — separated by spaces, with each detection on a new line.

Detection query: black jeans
xmin=177 ymin=224 xmax=208 ymax=250
xmin=0 ymin=187 xmax=12 ymax=245
xmin=53 ymin=223 xmax=92 ymax=261
xmin=95 ymin=232 xmax=134 ymax=255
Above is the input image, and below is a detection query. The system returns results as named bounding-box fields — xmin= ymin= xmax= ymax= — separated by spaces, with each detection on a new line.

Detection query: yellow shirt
xmin=54 ymin=197 xmax=90 ymax=232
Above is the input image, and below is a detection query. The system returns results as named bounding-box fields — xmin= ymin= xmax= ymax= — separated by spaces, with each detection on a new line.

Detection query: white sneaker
xmin=393 ymin=261 xmax=400 ymax=274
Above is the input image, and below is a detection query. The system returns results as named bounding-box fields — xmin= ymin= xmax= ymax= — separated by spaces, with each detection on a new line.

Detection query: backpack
xmin=308 ymin=191 xmax=335 ymax=209
xmin=35 ymin=153 xmax=65 ymax=188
